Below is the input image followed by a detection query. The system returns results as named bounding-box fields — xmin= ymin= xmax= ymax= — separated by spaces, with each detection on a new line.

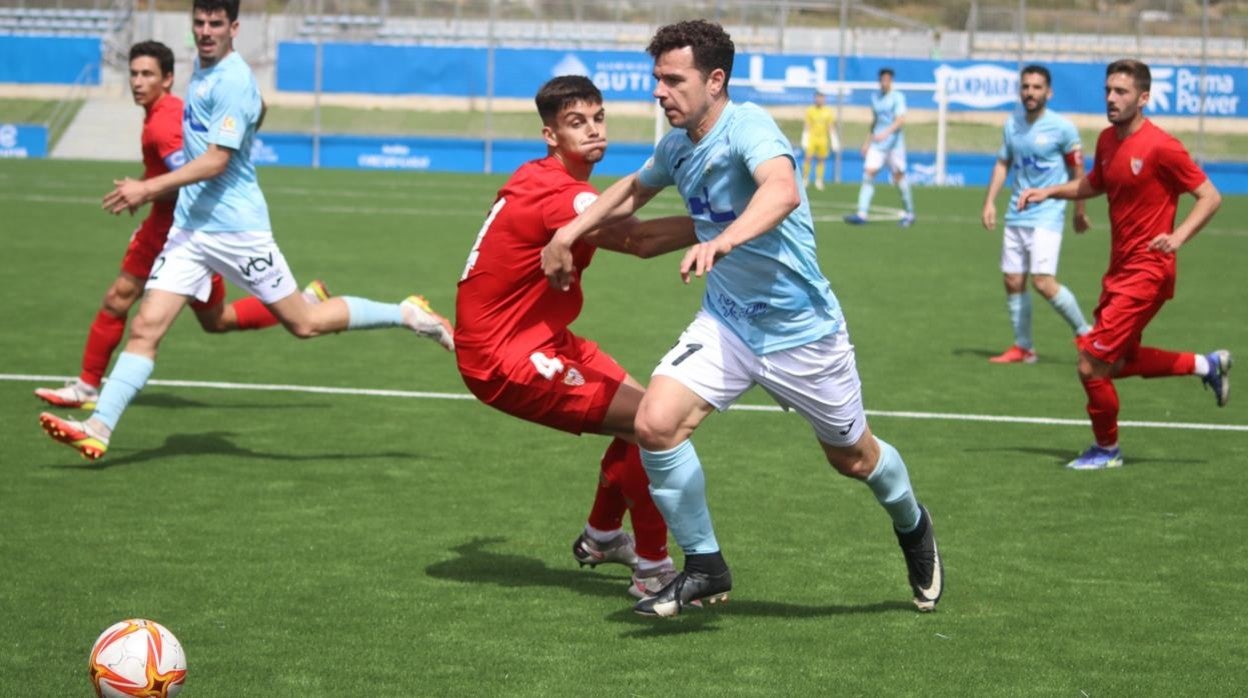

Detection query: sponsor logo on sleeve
xmin=573 ymin=191 xmax=598 ymax=214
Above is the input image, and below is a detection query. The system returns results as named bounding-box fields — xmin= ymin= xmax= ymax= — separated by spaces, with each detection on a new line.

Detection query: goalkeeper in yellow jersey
xmin=801 ymin=91 xmax=840 ymax=190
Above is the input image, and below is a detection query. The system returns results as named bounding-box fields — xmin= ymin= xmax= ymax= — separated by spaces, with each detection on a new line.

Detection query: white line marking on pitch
xmin=5 ymin=373 xmax=1246 ymax=433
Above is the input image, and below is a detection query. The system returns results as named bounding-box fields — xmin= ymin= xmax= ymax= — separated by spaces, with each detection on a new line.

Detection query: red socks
xmin=1117 ymin=348 xmax=1196 ymax=379
xmin=230 ymin=296 xmax=280 ymax=330
xmin=1081 ymin=377 xmax=1119 ymax=447
xmin=593 ymin=438 xmax=669 ymax=563
xmin=79 ymin=310 xmax=126 ymax=387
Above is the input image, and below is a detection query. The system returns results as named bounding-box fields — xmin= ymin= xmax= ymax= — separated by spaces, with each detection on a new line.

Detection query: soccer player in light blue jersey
xmin=38 ymin=0 xmax=453 ymax=462
xmin=845 ymin=68 xmax=915 ymax=227
xmin=981 ymin=65 xmax=1092 ymax=364
xmin=541 ymin=20 xmax=942 ymax=618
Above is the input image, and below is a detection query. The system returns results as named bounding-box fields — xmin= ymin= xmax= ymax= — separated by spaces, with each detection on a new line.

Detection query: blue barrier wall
xmin=0 ymin=36 xmax=101 ymax=85
xmin=0 ymin=124 xmax=49 ymax=158
xmin=276 ymin=42 xmax=1246 ymax=118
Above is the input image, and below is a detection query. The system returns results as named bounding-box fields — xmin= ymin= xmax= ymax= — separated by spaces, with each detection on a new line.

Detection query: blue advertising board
xmin=0 ymin=123 xmax=49 ymax=158
xmin=276 ymin=42 xmax=1247 ymax=119
xmin=0 ymin=36 xmax=101 ymax=85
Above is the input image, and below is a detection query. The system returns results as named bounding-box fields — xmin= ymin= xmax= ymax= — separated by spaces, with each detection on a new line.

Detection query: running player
xmin=542 ymin=21 xmax=942 ymax=617
xmin=844 ymin=68 xmax=915 ymax=227
xmin=34 ymin=40 xmax=327 ymax=411
xmin=981 ymin=64 xmax=1092 ymax=364
xmin=38 ymin=0 xmax=453 ymax=461
xmin=456 ymin=75 xmax=697 ymax=597
xmin=1018 ymin=59 xmax=1230 ymax=470
xmin=800 ymin=91 xmax=838 ymax=191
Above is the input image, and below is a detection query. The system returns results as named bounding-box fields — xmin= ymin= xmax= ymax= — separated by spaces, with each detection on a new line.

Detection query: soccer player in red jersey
xmin=34 ymin=40 xmax=321 ymax=411
xmin=456 ymin=76 xmax=697 ymax=597
xmin=1018 ymin=59 xmax=1229 ymax=470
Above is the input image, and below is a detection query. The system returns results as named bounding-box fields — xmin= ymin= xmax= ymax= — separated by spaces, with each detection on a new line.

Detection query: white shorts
xmin=146 ymin=227 xmax=299 ymax=305
xmin=1001 ymin=225 xmax=1063 ymax=276
xmin=864 ymin=144 xmax=907 ymax=175
xmin=651 ymin=310 xmax=867 ymax=447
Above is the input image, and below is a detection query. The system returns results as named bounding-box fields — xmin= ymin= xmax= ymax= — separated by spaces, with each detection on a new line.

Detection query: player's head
xmin=1019 ymin=64 xmax=1052 ymax=115
xmin=191 ymin=0 xmax=239 ymax=67
xmin=537 ymin=75 xmax=607 ymax=169
xmin=813 ymin=91 xmax=826 ymax=107
xmin=128 ymin=41 xmax=175 ymax=108
xmin=878 ymin=68 xmax=894 ymax=92
xmin=1104 ymin=59 xmax=1151 ymax=126
xmin=647 ymin=20 xmax=734 ymax=131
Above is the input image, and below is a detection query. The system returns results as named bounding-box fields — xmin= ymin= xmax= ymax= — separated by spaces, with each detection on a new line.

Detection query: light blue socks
xmin=1048 ymin=285 xmax=1091 ymax=336
xmin=898 ymin=178 xmax=914 ymax=214
xmin=856 ymin=177 xmax=875 ymax=216
xmin=91 ymin=352 xmax=154 ymax=431
xmin=1007 ymin=292 xmax=1033 ymax=350
xmin=865 ymin=438 xmax=922 ymax=533
xmin=640 ymin=440 xmax=719 ymax=554
xmin=344 ymin=296 xmax=404 ymax=330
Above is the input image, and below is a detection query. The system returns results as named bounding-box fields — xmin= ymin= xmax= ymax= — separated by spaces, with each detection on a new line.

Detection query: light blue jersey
xmin=637 ymin=102 xmax=841 ymax=355
xmin=175 ymin=51 xmax=270 ymax=232
xmin=870 ymin=90 xmax=906 ymax=151
xmin=999 ymin=108 xmax=1080 ymax=230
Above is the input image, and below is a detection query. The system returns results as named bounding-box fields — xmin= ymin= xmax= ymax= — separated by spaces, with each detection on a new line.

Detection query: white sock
xmin=636 ymin=556 xmax=673 ymax=572
xmin=584 ymin=525 xmax=622 ymax=543
xmin=1193 ymin=354 xmax=1210 ymax=376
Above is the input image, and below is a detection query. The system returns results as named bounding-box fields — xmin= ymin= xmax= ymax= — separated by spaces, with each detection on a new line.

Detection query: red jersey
xmin=1087 ymin=119 xmax=1208 ymax=299
xmin=140 ymin=93 xmax=184 ymax=227
xmin=455 ymin=156 xmax=599 ymax=380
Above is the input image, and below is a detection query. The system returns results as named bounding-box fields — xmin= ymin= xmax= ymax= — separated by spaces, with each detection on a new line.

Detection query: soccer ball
xmin=88 ymin=619 xmax=186 ymax=697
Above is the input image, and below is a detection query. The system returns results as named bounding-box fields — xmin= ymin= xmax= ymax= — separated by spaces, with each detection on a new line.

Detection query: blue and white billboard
xmin=0 ymin=124 xmax=48 ymax=158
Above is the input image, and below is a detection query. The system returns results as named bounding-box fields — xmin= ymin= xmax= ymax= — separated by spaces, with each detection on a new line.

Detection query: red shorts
xmin=1078 ymin=289 xmax=1167 ymax=364
xmin=460 ymin=334 xmax=627 ymax=436
xmin=119 ymin=216 xmax=224 ymax=310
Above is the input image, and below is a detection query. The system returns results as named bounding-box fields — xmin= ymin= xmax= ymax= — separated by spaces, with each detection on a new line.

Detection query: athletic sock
xmin=684 ymin=550 xmax=729 ymax=576
xmin=584 ymin=525 xmax=622 ymax=542
xmin=609 ymin=439 xmax=669 ymax=562
xmin=1007 ymin=292 xmax=1033 ymax=350
xmin=815 ymin=160 xmax=826 ymax=184
xmin=856 ymin=178 xmax=875 ymax=217
xmin=864 ymin=438 xmax=922 ymax=533
xmin=640 ymin=439 xmax=718 ymax=555
xmin=344 ymin=296 xmax=403 ymax=330
xmin=231 ymin=296 xmax=280 ymax=330
xmin=897 ymin=177 xmax=914 ymax=214
xmin=1118 ymin=347 xmax=1197 ymax=379
xmin=1193 ymin=354 xmax=1210 ymax=376
xmin=90 ymin=351 xmax=154 ymax=432
xmin=1048 ymin=285 xmax=1091 ymax=335
xmin=79 ymin=310 xmax=127 ymax=388
xmin=1081 ymin=377 xmax=1119 ymax=447
xmin=636 ymin=555 xmax=673 ymax=572
xmin=587 ymin=438 xmax=629 ymax=534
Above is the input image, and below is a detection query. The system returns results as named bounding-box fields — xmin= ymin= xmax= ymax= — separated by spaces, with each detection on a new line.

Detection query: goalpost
xmin=653 ymin=80 xmax=949 ymax=186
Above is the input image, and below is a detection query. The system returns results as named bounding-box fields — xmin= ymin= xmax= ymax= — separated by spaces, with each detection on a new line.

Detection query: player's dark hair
xmin=129 ymin=40 xmax=174 ymax=77
xmin=535 ymin=75 xmax=602 ymax=126
xmin=1021 ymin=64 xmax=1051 ymax=86
xmin=1106 ymin=58 xmax=1151 ymax=92
xmin=647 ymin=20 xmax=735 ymax=85
xmin=193 ymin=0 xmax=239 ymax=22
xmin=879 ymin=67 xmax=895 ymax=78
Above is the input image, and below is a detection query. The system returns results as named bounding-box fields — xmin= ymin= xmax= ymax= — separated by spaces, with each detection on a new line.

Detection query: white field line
xmin=5 ymin=373 xmax=1246 ymax=433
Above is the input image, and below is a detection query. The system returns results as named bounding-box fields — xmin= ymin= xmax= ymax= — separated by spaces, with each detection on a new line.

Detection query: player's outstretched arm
xmin=1149 ymin=179 xmax=1222 ymax=253
xmin=981 ymin=158 xmax=1009 ymax=230
xmin=587 ymin=216 xmax=697 ymax=259
xmin=103 ymin=145 xmax=232 ymax=215
xmin=681 ymin=155 xmax=800 ymax=283
xmin=1017 ymin=177 xmax=1100 ymax=212
xmin=541 ymin=173 xmax=663 ymax=290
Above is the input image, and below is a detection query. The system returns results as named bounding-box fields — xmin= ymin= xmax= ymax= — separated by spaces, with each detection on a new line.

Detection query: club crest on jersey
xmin=563 ymin=368 xmax=585 ymax=387
xmin=1131 ymin=157 xmax=1144 ymax=175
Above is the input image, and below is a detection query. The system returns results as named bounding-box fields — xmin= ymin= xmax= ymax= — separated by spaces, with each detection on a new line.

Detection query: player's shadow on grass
xmin=606 ymin=598 xmax=914 ymax=638
xmin=132 ymin=393 xmax=331 ymax=410
xmin=952 ymin=347 xmax=1010 ymax=360
xmin=424 ymin=537 xmax=633 ymax=599
xmin=966 ymin=445 xmax=1206 ymax=467
xmin=44 ymin=431 xmax=417 ymax=470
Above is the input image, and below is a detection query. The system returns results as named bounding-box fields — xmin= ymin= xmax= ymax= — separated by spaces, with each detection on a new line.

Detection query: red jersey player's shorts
xmin=120 ymin=213 xmax=224 ymax=311
xmin=459 ymin=332 xmax=626 ymax=436
xmin=1079 ymin=288 xmax=1168 ymax=364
